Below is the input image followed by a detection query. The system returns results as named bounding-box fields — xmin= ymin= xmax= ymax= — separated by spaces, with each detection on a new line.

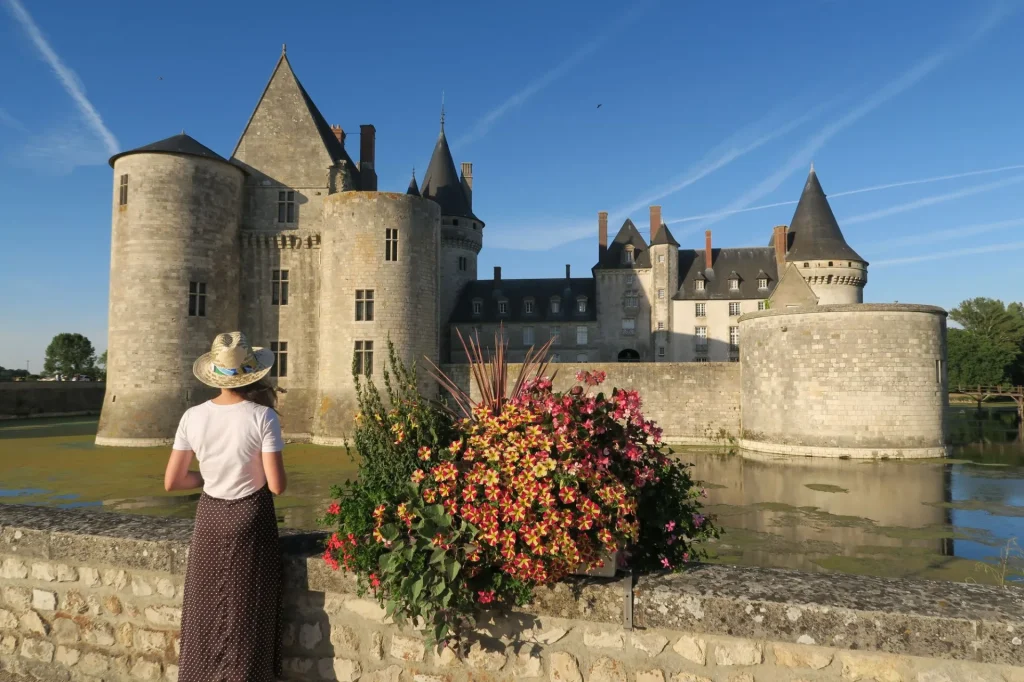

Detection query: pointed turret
xmin=786 ymin=166 xmax=864 ymax=263
xmin=421 ymin=127 xmax=480 ymax=223
xmin=407 ymin=169 xmax=421 ymax=196
xmin=650 ymin=222 xmax=680 ymax=247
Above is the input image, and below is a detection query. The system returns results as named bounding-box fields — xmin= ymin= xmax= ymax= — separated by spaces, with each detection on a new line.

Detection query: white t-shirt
xmin=172 ymin=400 xmax=284 ymax=500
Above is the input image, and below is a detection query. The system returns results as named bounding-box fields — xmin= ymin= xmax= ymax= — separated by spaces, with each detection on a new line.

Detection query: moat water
xmin=1 ymin=408 xmax=1021 ymax=584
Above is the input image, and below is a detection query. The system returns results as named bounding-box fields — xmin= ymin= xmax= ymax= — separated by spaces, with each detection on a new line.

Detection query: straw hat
xmin=193 ymin=331 xmax=274 ymax=388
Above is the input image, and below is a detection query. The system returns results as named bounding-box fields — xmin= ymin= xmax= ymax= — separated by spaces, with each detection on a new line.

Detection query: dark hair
xmin=229 ymin=378 xmax=279 ymax=412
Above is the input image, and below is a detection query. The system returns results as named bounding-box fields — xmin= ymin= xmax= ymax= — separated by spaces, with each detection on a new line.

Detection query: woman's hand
xmin=164 ymin=449 xmax=204 ymax=491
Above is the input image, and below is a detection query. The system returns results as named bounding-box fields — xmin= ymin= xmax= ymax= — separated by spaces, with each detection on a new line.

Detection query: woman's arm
xmin=262 ymin=451 xmax=287 ymax=494
xmin=164 ymin=449 xmax=203 ymax=492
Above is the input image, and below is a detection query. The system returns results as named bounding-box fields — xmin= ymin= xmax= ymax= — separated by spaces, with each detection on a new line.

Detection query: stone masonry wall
xmin=439 ymin=362 xmax=741 ymax=445
xmin=0 ymin=383 xmax=105 ymax=419
xmin=1 ymin=506 xmax=1021 ymax=682
xmin=739 ymin=305 xmax=948 ymax=458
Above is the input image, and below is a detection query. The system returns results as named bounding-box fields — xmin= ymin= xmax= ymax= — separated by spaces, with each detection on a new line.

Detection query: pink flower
xmin=692 ymin=513 xmax=705 ymax=528
xmin=660 ymin=557 xmax=671 ymax=569
xmin=477 ymin=590 xmax=496 ymax=604
xmin=683 ymin=552 xmax=690 ymax=563
xmin=664 ymin=520 xmax=676 ymax=532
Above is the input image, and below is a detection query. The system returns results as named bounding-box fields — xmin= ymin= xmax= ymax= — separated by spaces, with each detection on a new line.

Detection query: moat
xmin=1 ymin=408 xmax=1021 ymax=584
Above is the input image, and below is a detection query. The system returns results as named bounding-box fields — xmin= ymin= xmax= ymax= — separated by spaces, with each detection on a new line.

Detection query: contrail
xmin=5 ymin=0 xmax=119 ymax=155
xmin=452 ymin=1 xmax=654 ymax=149
xmin=873 ymin=240 xmax=1024 ymax=268
xmin=843 ymin=174 xmax=1024 ymax=225
xmin=663 ymin=164 xmax=1024 ymax=226
xmin=681 ymin=1 xmax=1014 ymax=236
xmin=869 ymin=217 xmax=1024 ymax=250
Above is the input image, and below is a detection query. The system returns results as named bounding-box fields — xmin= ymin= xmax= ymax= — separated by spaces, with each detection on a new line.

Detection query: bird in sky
xmin=596 ymin=103 xmax=602 ymax=109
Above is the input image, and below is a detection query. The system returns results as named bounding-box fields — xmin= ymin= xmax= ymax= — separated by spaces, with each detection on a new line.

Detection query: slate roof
xmin=650 ymin=223 xmax=680 ymax=247
xmin=407 ymin=171 xmax=420 ymax=197
xmin=595 ymin=219 xmax=651 ymax=269
xmin=676 ymin=247 xmax=779 ymax=300
xmin=421 ymin=129 xmax=480 ymax=223
xmin=449 ymin=278 xmax=597 ymax=324
xmin=108 ymin=133 xmax=234 ymax=168
xmin=784 ymin=168 xmax=865 ymax=263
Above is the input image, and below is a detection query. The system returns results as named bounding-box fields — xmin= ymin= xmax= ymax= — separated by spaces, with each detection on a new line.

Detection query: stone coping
xmin=738 ymin=303 xmax=948 ymax=322
xmin=2 ymin=504 xmax=1022 ymax=664
xmin=737 ymin=439 xmax=951 ymax=460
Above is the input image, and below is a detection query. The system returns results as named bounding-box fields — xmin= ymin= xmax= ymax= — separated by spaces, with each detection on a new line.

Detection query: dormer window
xmin=524 ymin=298 xmax=535 ymax=314
xmin=498 ymin=300 xmax=508 ymax=315
xmin=551 ymin=297 xmax=561 ymax=314
xmin=729 ymin=279 xmax=739 ymax=291
xmin=758 ymin=278 xmax=768 ymax=289
xmin=472 ymin=299 xmax=482 ymax=315
xmin=576 ymin=297 xmax=587 ymax=313
xmin=622 ymin=246 xmax=635 ymax=265
xmin=695 ymin=279 xmax=705 ymax=291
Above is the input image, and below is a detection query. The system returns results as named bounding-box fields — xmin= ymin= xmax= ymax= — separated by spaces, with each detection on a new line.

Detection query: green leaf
xmin=440 ymin=588 xmax=452 ymax=607
xmin=404 ymin=545 xmax=416 ymax=561
xmin=411 ymin=577 xmax=424 ymax=601
xmin=385 ymin=599 xmax=399 ymax=619
xmin=445 ymin=559 xmax=461 ymax=582
xmin=380 ymin=523 xmax=400 ymax=542
xmin=431 ymin=580 xmax=447 ymax=597
xmin=430 ymin=548 xmax=447 ymax=565
xmin=432 ymin=621 xmax=449 ymax=645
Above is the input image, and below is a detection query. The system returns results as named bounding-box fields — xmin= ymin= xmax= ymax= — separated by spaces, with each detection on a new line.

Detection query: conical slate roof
xmin=421 ymin=128 xmax=480 ymax=223
xmin=109 ymin=133 xmax=231 ymax=168
xmin=407 ymin=170 xmax=421 ymax=196
xmin=650 ymin=222 xmax=680 ymax=247
xmin=785 ymin=167 xmax=864 ymax=263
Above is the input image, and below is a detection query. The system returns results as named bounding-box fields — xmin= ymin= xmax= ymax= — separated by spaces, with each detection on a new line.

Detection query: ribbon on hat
xmin=213 ymin=362 xmax=257 ymax=376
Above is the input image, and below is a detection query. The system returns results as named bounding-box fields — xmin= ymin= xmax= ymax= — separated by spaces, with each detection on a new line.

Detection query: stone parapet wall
xmin=2 ymin=506 xmax=1021 ymax=682
xmin=438 ymin=363 xmax=741 ymax=445
xmin=0 ymin=383 xmax=105 ymax=420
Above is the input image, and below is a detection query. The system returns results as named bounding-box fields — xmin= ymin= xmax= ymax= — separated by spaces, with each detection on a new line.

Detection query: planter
xmin=573 ymin=551 xmax=619 ymax=578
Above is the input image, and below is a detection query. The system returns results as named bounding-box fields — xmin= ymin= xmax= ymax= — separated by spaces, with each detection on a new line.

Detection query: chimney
xmin=460 ymin=162 xmax=473 ymax=210
xmin=650 ymin=206 xmax=662 ymax=241
xmin=330 ymin=124 xmax=346 ymax=146
xmin=359 ymin=124 xmax=377 ymax=191
xmin=494 ymin=266 xmax=501 ymax=282
xmin=565 ymin=264 xmax=571 ymax=280
xmin=772 ymin=225 xmax=787 ymax=268
xmin=704 ymin=230 xmax=713 ymax=270
xmin=598 ymin=211 xmax=608 ymax=261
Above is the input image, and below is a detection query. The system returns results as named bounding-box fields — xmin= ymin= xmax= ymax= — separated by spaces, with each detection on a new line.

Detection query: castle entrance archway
xmin=617 ymin=349 xmax=640 ymax=362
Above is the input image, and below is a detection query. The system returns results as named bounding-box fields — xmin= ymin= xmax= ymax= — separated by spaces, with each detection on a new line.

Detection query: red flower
xmin=477 ymin=590 xmax=495 ymax=604
xmin=369 ymin=573 xmax=381 ymax=588
xmin=326 ymin=502 xmax=341 ymax=516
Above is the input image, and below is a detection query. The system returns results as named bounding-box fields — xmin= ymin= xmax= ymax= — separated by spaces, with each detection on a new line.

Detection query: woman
xmin=163 ymin=331 xmax=287 ymax=681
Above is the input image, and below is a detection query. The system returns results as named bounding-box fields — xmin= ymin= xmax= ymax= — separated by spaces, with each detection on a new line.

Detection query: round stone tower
xmin=96 ymin=134 xmax=243 ymax=446
xmin=419 ymin=123 xmax=483 ymax=362
xmin=313 ymin=192 xmax=441 ymax=445
xmin=782 ymin=166 xmax=867 ymax=304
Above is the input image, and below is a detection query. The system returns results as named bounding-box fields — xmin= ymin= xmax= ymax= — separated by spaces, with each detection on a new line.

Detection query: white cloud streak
xmin=683 ymin=1 xmax=1014 ymax=236
xmin=868 ymin=217 xmax=1024 ymax=251
xmin=5 ymin=0 xmax=119 ymax=155
xmin=842 ymin=174 xmax=1024 ymax=225
xmin=664 ymin=164 xmax=1024 ymax=226
xmin=872 ymin=240 xmax=1024 ymax=267
xmin=452 ymin=1 xmax=654 ymax=149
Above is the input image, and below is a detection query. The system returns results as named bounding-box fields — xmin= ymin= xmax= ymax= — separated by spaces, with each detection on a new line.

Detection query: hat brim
xmin=193 ymin=347 xmax=275 ymax=388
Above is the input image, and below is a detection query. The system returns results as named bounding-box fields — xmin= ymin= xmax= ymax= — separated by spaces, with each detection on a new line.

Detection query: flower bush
xmin=321 ymin=332 xmax=717 ymax=647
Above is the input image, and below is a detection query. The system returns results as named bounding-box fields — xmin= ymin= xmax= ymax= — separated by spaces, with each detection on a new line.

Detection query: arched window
xmin=617 ymin=349 xmax=641 ymax=362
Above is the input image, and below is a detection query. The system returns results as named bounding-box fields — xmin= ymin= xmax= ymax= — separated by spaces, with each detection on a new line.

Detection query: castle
xmin=97 ymin=50 xmax=949 ymax=457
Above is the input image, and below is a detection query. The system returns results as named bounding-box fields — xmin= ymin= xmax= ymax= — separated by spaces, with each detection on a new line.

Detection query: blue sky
xmin=1 ymin=0 xmax=1022 ymax=371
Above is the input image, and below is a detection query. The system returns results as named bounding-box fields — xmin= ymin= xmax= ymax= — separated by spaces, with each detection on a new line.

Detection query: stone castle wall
xmin=439 ymin=362 xmax=741 ymax=445
xmin=0 ymin=383 xmax=105 ymax=420
xmin=1 ymin=505 xmax=1021 ymax=682
xmin=739 ymin=304 xmax=948 ymax=458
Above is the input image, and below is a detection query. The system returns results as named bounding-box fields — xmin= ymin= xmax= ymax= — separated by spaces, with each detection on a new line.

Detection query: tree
xmin=946 ymin=328 xmax=1016 ymax=388
xmin=43 ymin=333 xmax=96 ymax=379
xmin=949 ymin=298 xmax=1024 ymax=355
xmin=96 ymin=350 xmax=108 ymax=381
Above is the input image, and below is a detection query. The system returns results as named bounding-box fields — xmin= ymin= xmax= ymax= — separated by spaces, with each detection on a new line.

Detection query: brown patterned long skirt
xmin=178 ymin=486 xmax=282 ymax=682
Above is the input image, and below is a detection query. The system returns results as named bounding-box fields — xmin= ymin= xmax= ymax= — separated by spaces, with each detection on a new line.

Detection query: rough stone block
xmin=3 ymin=586 xmax=31 ymax=611
xmin=344 ymin=598 xmax=388 ymax=623
xmin=55 ymin=564 xmax=78 ymax=582
xmin=434 ymin=643 xmax=458 ymax=667
xmin=18 ymin=611 xmax=48 ymax=636
xmin=19 ymin=637 xmax=54 ymax=663
xmin=52 ymin=618 xmax=79 ymax=644
xmin=632 ymin=633 xmax=669 ymax=657
xmin=714 ymin=640 xmax=763 ymax=666
xmin=31 ymin=589 xmax=56 ymax=611
xmin=116 ymin=622 xmax=133 ymax=648
xmin=83 ymin=622 xmax=116 ymax=647
xmin=131 ymin=658 xmax=163 ymax=680
xmin=368 ymin=631 xmax=384 ymax=662
xmin=636 ymin=670 xmax=666 ymax=682
xmin=156 ymin=578 xmax=175 ymax=598
xmin=467 ymin=639 xmax=507 ymax=670
xmin=390 ymin=635 xmax=426 ymax=662
xmin=414 ymin=675 xmax=444 ymax=682
xmin=283 ymin=657 xmax=315 ymax=676
xmin=131 ymin=576 xmax=154 ymax=597
xmin=330 ymin=624 xmax=360 ymax=653
xmin=78 ymin=567 xmax=100 ymax=587
xmin=584 ymin=630 xmax=625 ymax=649
xmin=144 ymin=605 xmax=182 ymax=626
xmin=101 ymin=569 xmax=130 ymax=591
xmin=671 ymin=674 xmax=712 ymax=682
xmin=105 ymin=594 xmax=124 ymax=615
xmin=1 ymin=558 xmax=28 ymax=580
xmin=165 ymin=664 xmax=179 ymax=681
xmin=513 ymin=642 xmax=542 ymax=678
xmin=672 ymin=635 xmax=706 ymax=665
xmin=300 ymin=622 xmax=324 ymax=651
xmin=0 ymin=608 xmax=17 ymax=629
xmin=589 ymin=657 xmax=628 ymax=682
xmin=363 ymin=664 xmax=402 ymax=682
xmin=59 ymin=590 xmax=87 ymax=614
xmin=320 ymin=657 xmax=361 ymax=681
xmin=30 ymin=562 xmax=56 ymax=582
xmin=773 ymin=643 xmax=833 ymax=670
xmin=839 ymin=652 xmax=904 ymax=682
xmin=728 ymin=674 xmax=755 ymax=682
xmin=529 ymin=626 xmax=569 ymax=644
xmin=550 ymin=651 xmax=582 ymax=682
xmin=55 ymin=644 xmax=80 ymax=667
xmin=0 ymin=634 xmax=16 ymax=655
